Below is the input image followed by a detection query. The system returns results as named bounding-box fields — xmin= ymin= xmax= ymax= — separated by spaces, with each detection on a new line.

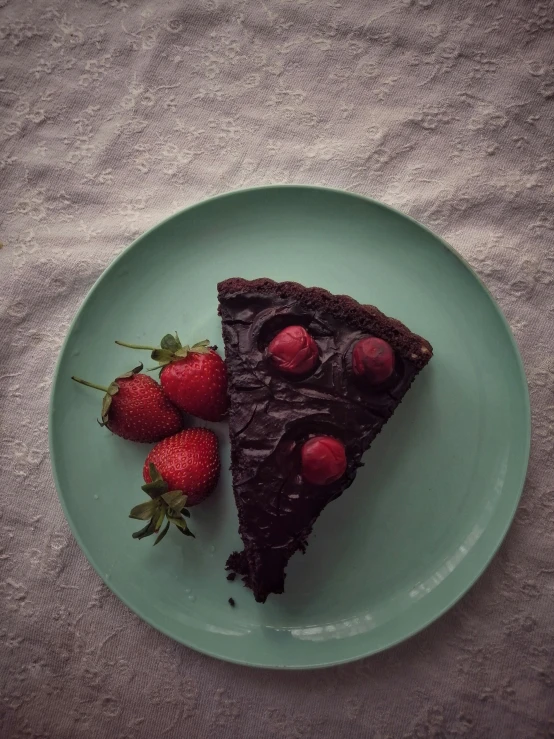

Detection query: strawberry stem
xmin=115 ymin=340 xmax=158 ymax=351
xmin=71 ymin=376 xmax=110 ymax=393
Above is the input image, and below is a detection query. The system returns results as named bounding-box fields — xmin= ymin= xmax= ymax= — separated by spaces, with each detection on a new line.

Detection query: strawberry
xmin=129 ymin=428 xmax=220 ymax=544
xmin=71 ymin=363 xmax=183 ymax=443
xmin=115 ymin=333 xmax=228 ymax=422
xmin=143 ymin=428 xmax=220 ymax=505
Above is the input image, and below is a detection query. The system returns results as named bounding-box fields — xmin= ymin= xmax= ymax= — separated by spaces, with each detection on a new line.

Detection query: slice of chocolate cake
xmin=218 ymin=278 xmax=432 ymax=603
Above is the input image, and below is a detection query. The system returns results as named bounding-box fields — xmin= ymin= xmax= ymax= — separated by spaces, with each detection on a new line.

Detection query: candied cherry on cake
xmin=352 ymin=337 xmax=395 ymax=385
xmin=301 ymin=436 xmax=347 ymax=486
xmin=267 ymin=325 xmax=318 ymax=375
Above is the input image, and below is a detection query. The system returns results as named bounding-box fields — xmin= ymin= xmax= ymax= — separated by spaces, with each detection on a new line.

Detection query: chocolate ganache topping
xmin=218 ymin=277 xmax=432 ymax=602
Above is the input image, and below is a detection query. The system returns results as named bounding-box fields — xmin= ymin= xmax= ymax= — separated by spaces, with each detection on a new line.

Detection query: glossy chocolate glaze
xmin=218 ymin=278 xmax=432 ymax=602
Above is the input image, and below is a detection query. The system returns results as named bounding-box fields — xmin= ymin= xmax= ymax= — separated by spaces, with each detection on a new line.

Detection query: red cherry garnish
xmin=352 ymin=337 xmax=395 ymax=385
xmin=301 ymin=436 xmax=347 ymax=486
xmin=267 ymin=325 xmax=318 ymax=375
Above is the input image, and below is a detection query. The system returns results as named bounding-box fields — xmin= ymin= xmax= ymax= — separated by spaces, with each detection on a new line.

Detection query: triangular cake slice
xmin=218 ymin=278 xmax=432 ymax=602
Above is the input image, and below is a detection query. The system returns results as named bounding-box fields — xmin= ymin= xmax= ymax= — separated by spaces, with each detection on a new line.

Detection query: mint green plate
xmin=49 ymin=186 xmax=530 ymax=669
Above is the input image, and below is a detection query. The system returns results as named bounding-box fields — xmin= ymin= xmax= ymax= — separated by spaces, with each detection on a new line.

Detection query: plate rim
xmin=48 ymin=184 xmax=531 ymax=669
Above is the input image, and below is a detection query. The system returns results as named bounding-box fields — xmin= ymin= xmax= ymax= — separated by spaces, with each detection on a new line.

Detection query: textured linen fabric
xmin=1 ymin=0 xmax=553 ymax=737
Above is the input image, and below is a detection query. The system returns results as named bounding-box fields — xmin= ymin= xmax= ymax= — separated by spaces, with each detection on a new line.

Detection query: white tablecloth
xmin=1 ymin=0 xmax=553 ymax=736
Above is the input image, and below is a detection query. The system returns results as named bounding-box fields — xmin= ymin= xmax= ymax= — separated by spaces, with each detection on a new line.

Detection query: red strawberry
xmin=71 ymin=363 xmax=183 ymax=443
xmin=116 ymin=334 xmax=228 ymax=422
xmin=129 ymin=428 xmax=220 ymax=544
xmin=143 ymin=428 xmax=220 ymax=505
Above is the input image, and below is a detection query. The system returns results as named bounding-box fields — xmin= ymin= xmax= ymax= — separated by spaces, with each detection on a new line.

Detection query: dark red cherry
xmin=301 ymin=436 xmax=347 ymax=485
xmin=352 ymin=337 xmax=395 ymax=385
xmin=268 ymin=325 xmax=318 ymax=375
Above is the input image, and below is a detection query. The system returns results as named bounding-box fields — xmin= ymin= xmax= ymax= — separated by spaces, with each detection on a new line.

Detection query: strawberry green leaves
xmin=129 ymin=463 xmax=194 ymax=544
xmin=140 ymin=461 xmax=168 ymax=498
xmin=160 ymin=333 xmax=181 ymax=352
xmin=161 ymin=489 xmax=190 ymax=514
xmin=116 ymin=333 xmax=210 ymax=367
xmin=151 ymin=335 xmax=210 ymax=366
xmin=129 ymin=498 xmax=159 ymax=520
